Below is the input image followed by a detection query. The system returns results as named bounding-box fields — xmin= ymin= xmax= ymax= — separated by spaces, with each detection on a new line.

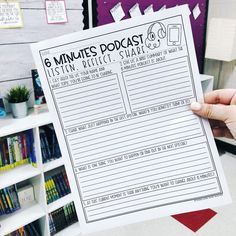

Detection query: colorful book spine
xmin=0 ymin=144 xmax=3 ymax=168
xmin=26 ymin=130 xmax=37 ymax=167
xmin=2 ymin=139 xmax=10 ymax=169
xmin=18 ymin=134 xmax=23 ymax=162
xmin=0 ymin=189 xmax=10 ymax=214
xmin=6 ymin=221 xmax=40 ymax=236
xmin=3 ymin=188 xmax=14 ymax=213
xmin=0 ymin=130 xmax=36 ymax=172
xmin=53 ymin=174 xmax=66 ymax=197
xmin=45 ymin=177 xmax=59 ymax=204
xmin=63 ymin=171 xmax=70 ymax=190
xmin=49 ymin=213 xmax=57 ymax=235
xmin=0 ymin=192 xmax=4 ymax=215
xmin=40 ymin=124 xmax=61 ymax=163
xmin=8 ymin=185 xmax=21 ymax=210
xmin=49 ymin=202 xmax=78 ymax=235
xmin=0 ymin=184 xmax=21 ymax=215
xmin=7 ymin=137 xmax=14 ymax=168
xmin=13 ymin=136 xmax=21 ymax=164
xmin=45 ymin=171 xmax=71 ymax=204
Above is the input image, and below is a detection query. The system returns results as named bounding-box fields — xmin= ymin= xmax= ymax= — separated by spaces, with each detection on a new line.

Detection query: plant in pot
xmin=5 ymin=85 xmax=31 ymax=118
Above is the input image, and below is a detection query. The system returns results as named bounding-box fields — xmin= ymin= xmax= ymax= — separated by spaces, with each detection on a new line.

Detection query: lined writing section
xmin=85 ymin=178 xmax=220 ymax=221
xmin=53 ymin=74 xmax=125 ymax=129
xmin=69 ymin=106 xmax=201 ymax=165
xmin=79 ymin=140 xmax=214 ymax=198
xmin=123 ymin=57 xmax=194 ymax=111
xmin=66 ymin=104 xmax=221 ymax=221
xmin=75 ymin=134 xmax=220 ymax=222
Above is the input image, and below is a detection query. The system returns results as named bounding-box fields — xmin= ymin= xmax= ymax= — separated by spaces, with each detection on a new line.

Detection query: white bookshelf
xmin=0 ymin=164 xmax=41 ymax=189
xmin=55 ymin=222 xmax=80 ymax=236
xmin=0 ymin=107 xmax=52 ymax=137
xmin=43 ymin=157 xmax=65 ymax=173
xmin=0 ymin=107 xmax=80 ymax=236
xmin=48 ymin=193 xmax=74 ymax=214
xmin=0 ymin=201 xmax=46 ymax=236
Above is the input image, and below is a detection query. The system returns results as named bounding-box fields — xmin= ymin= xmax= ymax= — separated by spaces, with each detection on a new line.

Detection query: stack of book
xmin=40 ymin=124 xmax=61 ymax=163
xmin=45 ymin=171 xmax=71 ymax=204
xmin=0 ymin=185 xmax=21 ymax=215
xmin=6 ymin=221 xmax=40 ymax=236
xmin=0 ymin=129 xmax=36 ymax=171
xmin=49 ymin=202 xmax=78 ymax=235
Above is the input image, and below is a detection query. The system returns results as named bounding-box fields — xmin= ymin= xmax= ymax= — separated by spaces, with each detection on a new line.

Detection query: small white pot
xmin=10 ymin=101 xmax=28 ymax=118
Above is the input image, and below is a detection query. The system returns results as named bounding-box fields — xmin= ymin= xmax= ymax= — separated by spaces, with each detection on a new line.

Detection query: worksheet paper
xmin=31 ymin=5 xmax=231 ymax=232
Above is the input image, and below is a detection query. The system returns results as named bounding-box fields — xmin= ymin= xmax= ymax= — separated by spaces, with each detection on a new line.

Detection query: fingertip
xmin=212 ymin=128 xmax=221 ymax=137
xmin=190 ymin=102 xmax=202 ymax=111
xmin=212 ymin=127 xmax=234 ymax=139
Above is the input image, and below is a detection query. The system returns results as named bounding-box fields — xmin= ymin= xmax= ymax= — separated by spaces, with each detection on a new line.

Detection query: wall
xmin=1 ymin=0 xmax=235 ymax=103
xmin=204 ymin=0 xmax=236 ymax=89
xmin=0 ymin=0 xmax=83 ymax=110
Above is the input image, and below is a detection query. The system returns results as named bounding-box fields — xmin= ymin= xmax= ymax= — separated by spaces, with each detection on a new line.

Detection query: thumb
xmin=191 ymin=102 xmax=230 ymax=122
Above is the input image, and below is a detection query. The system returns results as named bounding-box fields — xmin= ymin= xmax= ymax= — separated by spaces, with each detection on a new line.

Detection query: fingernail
xmin=191 ymin=102 xmax=202 ymax=111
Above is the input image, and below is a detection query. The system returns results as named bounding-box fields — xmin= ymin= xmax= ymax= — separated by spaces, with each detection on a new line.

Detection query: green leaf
xmin=5 ymin=85 xmax=31 ymax=103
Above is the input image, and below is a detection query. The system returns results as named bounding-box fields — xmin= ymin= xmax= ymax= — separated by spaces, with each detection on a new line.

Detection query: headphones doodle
xmin=145 ymin=22 xmax=167 ymax=50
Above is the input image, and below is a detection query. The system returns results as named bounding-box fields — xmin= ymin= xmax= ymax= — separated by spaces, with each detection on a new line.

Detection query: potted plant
xmin=5 ymin=85 xmax=31 ymax=118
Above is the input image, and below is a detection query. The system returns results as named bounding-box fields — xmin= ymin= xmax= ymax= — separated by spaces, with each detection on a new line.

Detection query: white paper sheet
xmin=110 ymin=2 xmax=125 ymax=22
xmin=0 ymin=0 xmax=23 ymax=28
xmin=192 ymin=3 xmax=201 ymax=20
xmin=45 ymin=0 xmax=68 ymax=24
xmin=31 ymin=5 xmax=231 ymax=233
xmin=144 ymin=4 xmax=154 ymax=15
xmin=129 ymin=3 xmax=142 ymax=18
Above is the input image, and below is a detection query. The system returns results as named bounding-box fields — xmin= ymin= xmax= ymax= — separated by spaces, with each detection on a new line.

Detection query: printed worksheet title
xmin=43 ymin=34 xmax=145 ymax=71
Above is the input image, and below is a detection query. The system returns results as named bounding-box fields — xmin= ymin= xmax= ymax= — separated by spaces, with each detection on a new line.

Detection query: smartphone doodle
xmin=167 ymin=24 xmax=182 ymax=46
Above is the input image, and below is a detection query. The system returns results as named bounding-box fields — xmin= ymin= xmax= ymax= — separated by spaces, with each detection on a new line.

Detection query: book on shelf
xmin=32 ymin=69 xmax=47 ymax=106
xmin=45 ymin=170 xmax=71 ymax=204
xmin=0 ymin=184 xmax=20 ymax=215
xmin=5 ymin=220 xmax=40 ymax=236
xmin=49 ymin=212 xmax=56 ymax=235
xmin=0 ymin=97 xmax=6 ymax=118
xmin=26 ymin=129 xmax=37 ymax=167
xmin=49 ymin=202 xmax=78 ymax=235
xmin=0 ymin=129 xmax=36 ymax=172
xmin=40 ymin=128 xmax=51 ymax=163
xmin=40 ymin=124 xmax=61 ymax=164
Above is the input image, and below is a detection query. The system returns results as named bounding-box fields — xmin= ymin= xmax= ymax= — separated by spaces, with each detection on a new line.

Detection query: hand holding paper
xmin=191 ymin=89 xmax=236 ymax=139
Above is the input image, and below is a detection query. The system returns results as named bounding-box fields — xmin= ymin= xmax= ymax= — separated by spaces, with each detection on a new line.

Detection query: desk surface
xmin=87 ymin=152 xmax=236 ymax=236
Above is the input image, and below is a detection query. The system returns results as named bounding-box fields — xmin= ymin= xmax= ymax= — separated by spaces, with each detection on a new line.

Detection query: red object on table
xmin=172 ymin=209 xmax=217 ymax=232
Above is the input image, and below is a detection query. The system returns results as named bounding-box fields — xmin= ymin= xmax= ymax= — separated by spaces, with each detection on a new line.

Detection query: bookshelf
xmin=55 ymin=222 xmax=80 ymax=236
xmin=0 ymin=107 xmax=81 ymax=236
xmin=48 ymin=193 xmax=74 ymax=214
xmin=43 ymin=158 xmax=65 ymax=173
xmin=0 ymin=107 xmax=52 ymax=137
xmin=0 ymin=164 xmax=41 ymax=190
xmin=0 ymin=201 xmax=46 ymax=235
